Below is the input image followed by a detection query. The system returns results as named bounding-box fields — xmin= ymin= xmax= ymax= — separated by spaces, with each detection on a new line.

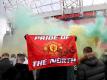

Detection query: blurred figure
xmin=0 ymin=53 xmax=13 ymax=80
xmin=78 ymin=46 xmax=105 ymax=80
xmin=10 ymin=54 xmax=16 ymax=65
xmin=2 ymin=53 xmax=34 ymax=80
xmin=101 ymin=49 xmax=107 ymax=80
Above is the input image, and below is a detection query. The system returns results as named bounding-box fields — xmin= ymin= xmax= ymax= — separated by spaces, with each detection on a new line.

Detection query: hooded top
xmin=83 ymin=57 xmax=98 ymax=66
xmin=78 ymin=57 xmax=105 ymax=80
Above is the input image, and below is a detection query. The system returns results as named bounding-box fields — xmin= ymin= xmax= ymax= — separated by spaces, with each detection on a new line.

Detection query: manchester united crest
xmin=43 ymin=41 xmax=76 ymax=57
xmin=43 ymin=41 xmax=63 ymax=56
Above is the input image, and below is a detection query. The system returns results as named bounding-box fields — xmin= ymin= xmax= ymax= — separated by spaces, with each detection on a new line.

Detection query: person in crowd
xmin=78 ymin=46 xmax=105 ymax=80
xmin=2 ymin=53 xmax=34 ymax=80
xmin=10 ymin=54 xmax=16 ymax=65
xmin=0 ymin=53 xmax=13 ymax=80
xmin=101 ymin=49 xmax=107 ymax=80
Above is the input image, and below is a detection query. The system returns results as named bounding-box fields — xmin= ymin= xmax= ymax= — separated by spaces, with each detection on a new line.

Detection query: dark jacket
xmin=36 ymin=66 xmax=77 ymax=80
xmin=0 ymin=58 xmax=12 ymax=80
xmin=36 ymin=67 xmax=68 ymax=80
xmin=78 ymin=57 xmax=105 ymax=80
xmin=2 ymin=63 xmax=34 ymax=80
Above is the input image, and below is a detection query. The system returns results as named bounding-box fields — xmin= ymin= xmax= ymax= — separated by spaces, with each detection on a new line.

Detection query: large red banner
xmin=25 ymin=35 xmax=78 ymax=70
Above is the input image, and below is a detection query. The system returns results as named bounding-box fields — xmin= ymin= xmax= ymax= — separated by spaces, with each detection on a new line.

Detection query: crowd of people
xmin=0 ymin=46 xmax=107 ymax=80
xmin=0 ymin=53 xmax=34 ymax=80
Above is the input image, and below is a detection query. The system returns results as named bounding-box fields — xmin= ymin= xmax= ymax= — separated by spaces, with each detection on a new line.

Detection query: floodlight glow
xmin=0 ymin=18 xmax=9 ymax=53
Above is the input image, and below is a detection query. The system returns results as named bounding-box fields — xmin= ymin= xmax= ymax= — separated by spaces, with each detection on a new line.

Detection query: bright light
xmin=0 ymin=18 xmax=9 ymax=53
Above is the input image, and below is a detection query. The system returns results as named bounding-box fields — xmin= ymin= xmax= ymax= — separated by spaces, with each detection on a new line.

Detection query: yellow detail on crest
xmin=49 ymin=43 xmax=58 ymax=52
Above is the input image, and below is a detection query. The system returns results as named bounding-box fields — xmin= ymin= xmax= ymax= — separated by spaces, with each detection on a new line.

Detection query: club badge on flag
xmin=25 ymin=35 xmax=78 ymax=70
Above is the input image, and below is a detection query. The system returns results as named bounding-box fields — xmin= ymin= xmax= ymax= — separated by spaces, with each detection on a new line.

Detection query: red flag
xmin=26 ymin=35 xmax=78 ymax=70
